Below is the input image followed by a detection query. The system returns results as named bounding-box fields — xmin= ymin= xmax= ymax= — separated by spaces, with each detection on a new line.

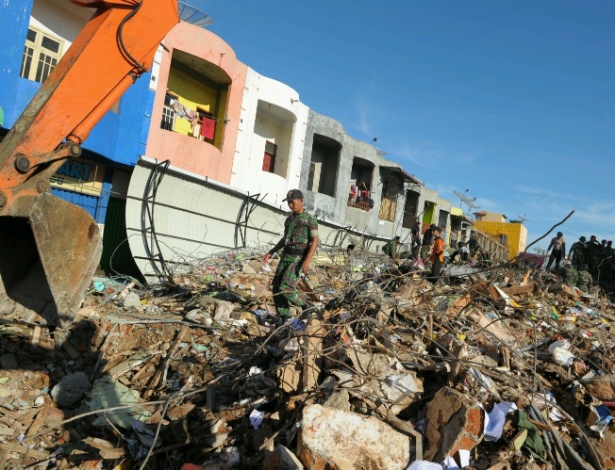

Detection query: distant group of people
xmin=348 ymin=182 xmax=374 ymax=210
xmin=449 ymin=232 xmax=482 ymax=263
xmin=545 ymin=232 xmax=615 ymax=292
xmin=381 ymin=223 xmax=484 ymax=283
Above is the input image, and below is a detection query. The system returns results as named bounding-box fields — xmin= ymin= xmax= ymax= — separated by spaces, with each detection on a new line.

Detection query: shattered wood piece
xmin=428 ymin=314 xmax=433 ymax=342
xmin=30 ymin=326 xmax=42 ymax=346
xmin=501 ymin=284 xmax=534 ymax=296
xmin=499 ymin=344 xmax=511 ymax=370
xmin=448 ymin=342 xmax=467 ymax=386
xmin=548 ymin=283 xmax=578 ymax=299
xmin=301 ymin=319 xmax=325 ymax=391
xmin=82 ymin=437 xmax=126 ymax=460
xmin=167 ymin=403 xmax=196 ymax=421
xmin=446 ymin=294 xmax=471 ymax=316
xmin=582 ymin=375 xmax=615 ymax=401
xmin=106 ymin=352 xmax=154 ymax=379
xmin=528 ymin=419 xmax=552 ymax=432
xmin=25 ymin=407 xmax=65 ymax=448
xmin=466 ymin=310 xmax=517 ymax=345
xmin=278 ymin=360 xmax=301 ymax=393
xmin=0 ymin=323 xmax=33 ymax=339
xmin=132 ymin=355 xmax=160 ymax=384
xmin=522 ymin=270 xmax=531 ymax=285
xmin=118 ymin=280 xmax=137 ymax=300
xmin=470 ymin=279 xmax=499 ymax=300
xmin=0 ymin=442 xmax=50 ymax=460
xmin=298 ymin=278 xmax=321 ymax=302
xmin=144 ymin=326 xmax=187 ymax=399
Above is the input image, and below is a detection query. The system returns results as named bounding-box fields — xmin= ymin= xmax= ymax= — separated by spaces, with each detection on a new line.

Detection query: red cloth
xmin=200 ymin=116 xmax=215 ymax=140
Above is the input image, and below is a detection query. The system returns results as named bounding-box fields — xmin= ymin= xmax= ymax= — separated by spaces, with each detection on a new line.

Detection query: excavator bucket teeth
xmin=0 ymin=193 xmax=101 ymax=327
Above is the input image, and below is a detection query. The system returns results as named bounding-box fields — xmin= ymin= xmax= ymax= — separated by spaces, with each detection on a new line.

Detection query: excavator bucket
xmin=0 ymin=192 xmax=101 ymax=327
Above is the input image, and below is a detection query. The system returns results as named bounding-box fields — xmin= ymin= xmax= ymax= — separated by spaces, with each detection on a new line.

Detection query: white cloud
xmin=510 ymin=185 xmax=615 ymax=246
xmin=394 ymin=142 xmax=479 ymax=171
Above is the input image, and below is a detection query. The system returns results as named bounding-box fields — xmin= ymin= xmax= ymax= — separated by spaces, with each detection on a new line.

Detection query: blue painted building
xmin=0 ymin=0 xmax=156 ymax=274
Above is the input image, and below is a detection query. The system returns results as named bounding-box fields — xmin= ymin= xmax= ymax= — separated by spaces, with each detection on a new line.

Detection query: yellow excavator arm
xmin=0 ymin=0 xmax=179 ymax=326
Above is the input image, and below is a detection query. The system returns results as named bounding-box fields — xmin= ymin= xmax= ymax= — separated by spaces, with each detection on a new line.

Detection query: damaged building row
xmin=0 ymin=0 xmax=524 ymax=283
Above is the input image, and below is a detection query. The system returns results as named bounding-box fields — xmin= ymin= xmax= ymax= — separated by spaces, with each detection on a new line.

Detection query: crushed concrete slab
xmin=298 ymin=404 xmax=410 ymax=469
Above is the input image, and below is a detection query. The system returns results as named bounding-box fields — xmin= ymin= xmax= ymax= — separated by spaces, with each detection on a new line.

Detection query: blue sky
xmin=197 ymin=1 xmax=615 ymax=252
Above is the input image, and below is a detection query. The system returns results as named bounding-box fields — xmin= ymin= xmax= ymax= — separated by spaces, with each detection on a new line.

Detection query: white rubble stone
xmin=298 ymin=404 xmax=410 ymax=470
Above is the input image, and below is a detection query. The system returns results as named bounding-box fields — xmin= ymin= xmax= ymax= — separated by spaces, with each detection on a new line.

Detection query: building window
xmin=262 ymin=141 xmax=277 ymax=173
xmin=21 ymin=28 xmax=63 ymax=83
xmin=308 ymin=162 xmax=316 ymax=189
xmin=378 ymin=179 xmax=399 ymax=222
xmin=309 ymin=134 xmax=340 ymax=196
xmin=161 ymin=94 xmax=176 ymax=130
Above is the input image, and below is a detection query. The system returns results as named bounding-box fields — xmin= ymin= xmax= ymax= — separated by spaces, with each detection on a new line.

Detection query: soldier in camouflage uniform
xmin=383 ymin=236 xmax=401 ymax=259
xmin=585 ymin=235 xmax=602 ymax=279
xmin=263 ymin=189 xmax=318 ymax=319
xmin=598 ymin=241 xmax=614 ymax=282
xmin=568 ymin=236 xmax=586 ymax=270
xmin=563 ymin=264 xmax=578 ymax=288
xmin=577 ymin=265 xmax=593 ymax=292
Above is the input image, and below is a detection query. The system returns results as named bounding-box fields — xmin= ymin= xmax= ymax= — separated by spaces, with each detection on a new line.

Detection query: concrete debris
xmin=298 ymin=404 xmax=411 ymax=469
xmin=423 ymin=387 xmax=484 ymax=462
xmin=50 ymin=371 xmax=91 ymax=408
xmin=123 ymin=291 xmax=142 ymax=308
xmin=2 ymin=248 xmax=615 ymax=468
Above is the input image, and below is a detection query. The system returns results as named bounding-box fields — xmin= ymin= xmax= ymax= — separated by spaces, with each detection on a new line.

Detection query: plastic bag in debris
xmin=131 ymin=421 xmax=161 ymax=448
xmin=249 ymin=409 xmax=265 ymax=430
xmin=87 ymin=376 xmax=150 ymax=428
xmin=588 ymin=403 xmax=613 ymax=435
xmin=412 ymin=259 xmax=425 ymax=270
xmin=548 ymin=340 xmax=576 ymax=367
xmin=485 ymin=402 xmax=518 ymax=441
xmin=406 ymin=461 xmax=442 ymax=470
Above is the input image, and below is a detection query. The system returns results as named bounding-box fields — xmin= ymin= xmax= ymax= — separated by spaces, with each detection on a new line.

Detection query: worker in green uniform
xmin=568 ymin=236 xmax=586 ymax=270
xmin=263 ymin=189 xmax=318 ymax=321
xmin=383 ymin=236 xmax=401 ymax=259
xmin=563 ymin=264 xmax=578 ymax=288
xmin=577 ymin=265 xmax=593 ymax=292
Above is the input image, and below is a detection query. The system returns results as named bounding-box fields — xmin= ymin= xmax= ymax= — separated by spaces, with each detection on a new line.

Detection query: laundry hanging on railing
xmin=200 ymin=115 xmax=215 ymax=140
xmin=166 ymin=93 xmax=219 ymax=139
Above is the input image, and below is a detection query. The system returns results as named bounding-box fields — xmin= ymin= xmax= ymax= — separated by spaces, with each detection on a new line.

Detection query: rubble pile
xmin=1 ymin=248 xmax=615 ymax=469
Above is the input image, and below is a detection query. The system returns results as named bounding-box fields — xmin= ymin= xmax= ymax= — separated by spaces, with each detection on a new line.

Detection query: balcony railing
xmin=161 ymin=104 xmax=222 ymax=147
xmin=347 ymin=196 xmax=372 ymax=212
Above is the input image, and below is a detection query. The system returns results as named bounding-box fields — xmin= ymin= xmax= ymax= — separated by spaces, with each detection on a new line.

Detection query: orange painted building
xmin=145 ymin=22 xmax=247 ymax=184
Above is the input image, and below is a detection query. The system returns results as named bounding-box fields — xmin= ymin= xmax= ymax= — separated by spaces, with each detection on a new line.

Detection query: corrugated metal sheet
xmin=126 ymin=160 xmax=390 ymax=282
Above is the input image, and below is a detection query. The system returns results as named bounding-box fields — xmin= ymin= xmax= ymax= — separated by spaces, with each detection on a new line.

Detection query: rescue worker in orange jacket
xmin=429 ymin=227 xmax=445 ymax=283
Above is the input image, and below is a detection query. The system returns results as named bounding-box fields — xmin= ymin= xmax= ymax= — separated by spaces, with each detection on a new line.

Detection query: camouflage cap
xmin=283 ymin=189 xmax=304 ymax=202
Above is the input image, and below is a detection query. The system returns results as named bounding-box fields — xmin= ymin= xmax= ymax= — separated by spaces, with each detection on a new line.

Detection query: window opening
xmin=262 ymin=141 xmax=277 ymax=173
xmin=21 ymin=27 xmax=62 ymax=83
